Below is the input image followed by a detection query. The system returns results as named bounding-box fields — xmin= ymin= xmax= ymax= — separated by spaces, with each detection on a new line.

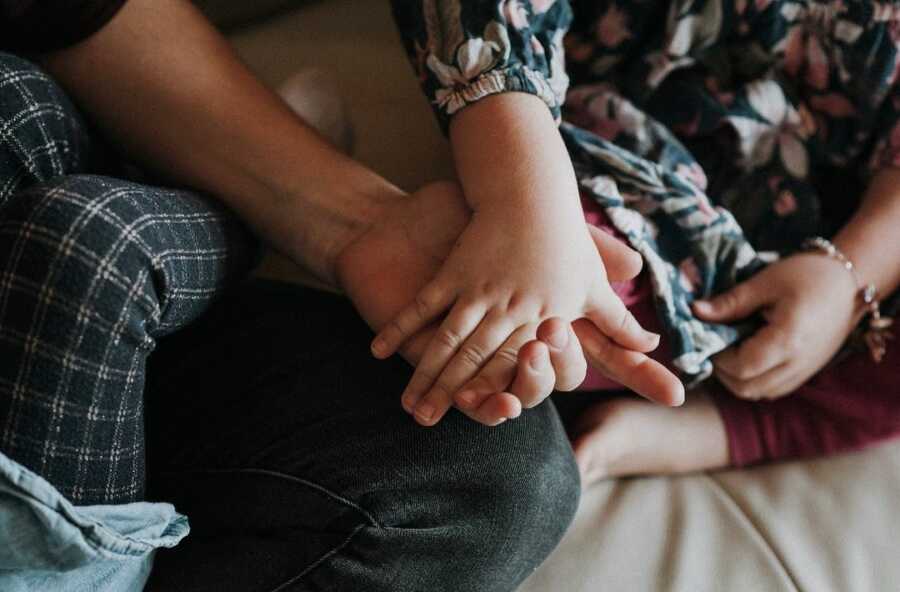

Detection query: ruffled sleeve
xmin=390 ymin=0 xmax=573 ymax=132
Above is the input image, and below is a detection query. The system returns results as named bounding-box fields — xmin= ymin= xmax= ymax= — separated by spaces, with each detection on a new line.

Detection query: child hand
xmin=693 ymin=253 xmax=862 ymax=400
xmin=371 ymin=206 xmax=661 ymax=426
xmin=452 ymin=231 xmax=687 ymax=426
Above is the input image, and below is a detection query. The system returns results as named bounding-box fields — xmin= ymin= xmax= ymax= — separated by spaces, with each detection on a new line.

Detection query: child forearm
xmin=833 ymin=168 xmax=900 ymax=299
xmin=448 ymin=93 xmax=583 ymax=222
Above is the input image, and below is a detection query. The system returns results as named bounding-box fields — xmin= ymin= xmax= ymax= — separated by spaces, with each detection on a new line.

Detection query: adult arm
xmin=28 ymin=0 xmax=582 ymax=407
xmin=35 ymin=0 xmax=404 ymax=287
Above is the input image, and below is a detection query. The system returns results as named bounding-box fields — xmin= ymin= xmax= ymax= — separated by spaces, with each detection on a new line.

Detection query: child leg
xmin=572 ymin=343 xmax=900 ymax=485
xmin=571 ymin=196 xmax=731 ymax=482
xmin=571 ymin=388 xmax=729 ymax=484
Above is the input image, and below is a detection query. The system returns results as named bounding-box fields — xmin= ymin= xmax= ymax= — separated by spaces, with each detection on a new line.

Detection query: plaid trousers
xmin=0 ymin=52 xmax=257 ymax=505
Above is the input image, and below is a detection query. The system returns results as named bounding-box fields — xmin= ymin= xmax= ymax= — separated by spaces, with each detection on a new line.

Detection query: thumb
xmin=693 ymin=276 xmax=769 ymax=323
xmin=587 ymin=224 xmax=643 ymax=282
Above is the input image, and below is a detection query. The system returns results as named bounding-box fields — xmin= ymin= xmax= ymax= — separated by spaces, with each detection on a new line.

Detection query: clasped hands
xmin=338 ymin=181 xmax=685 ymax=427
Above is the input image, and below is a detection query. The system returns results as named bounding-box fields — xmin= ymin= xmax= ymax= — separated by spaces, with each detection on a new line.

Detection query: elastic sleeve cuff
xmin=433 ymin=64 xmax=565 ymax=134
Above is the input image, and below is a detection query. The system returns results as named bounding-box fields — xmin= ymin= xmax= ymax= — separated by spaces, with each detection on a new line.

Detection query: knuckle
xmin=436 ymin=329 xmax=462 ymax=351
xmin=616 ymin=309 xmax=634 ymax=335
xmin=431 ymin=379 xmax=455 ymax=398
xmin=387 ymin=318 xmax=408 ymax=340
xmin=468 ymin=376 xmax=496 ymax=394
xmin=477 ymin=281 xmax=498 ymax=297
xmin=506 ymin=293 xmax=524 ymax=312
xmin=412 ymin=366 xmax=438 ymax=385
xmin=413 ymin=293 xmax=433 ymax=321
xmin=459 ymin=344 xmax=488 ymax=369
xmin=494 ymin=346 xmax=519 ymax=366
xmin=586 ymin=333 xmax=614 ymax=364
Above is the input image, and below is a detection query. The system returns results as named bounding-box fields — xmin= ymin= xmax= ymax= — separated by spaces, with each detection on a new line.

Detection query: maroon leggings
xmin=579 ymin=198 xmax=900 ymax=467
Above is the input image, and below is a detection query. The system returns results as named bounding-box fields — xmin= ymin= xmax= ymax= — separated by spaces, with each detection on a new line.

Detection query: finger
xmin=372 ymin=278 xmax=454 ymax=359
xmin=412 ymin=311 xmax=517 ymax=426
xmin=454 ymin=324 xmax=541 ymax=413
xmin=713 ymin=324 xmax=790 ymax=381
xmin=536 ymin=318 xmax=588 ymax=391
xmin=508 ymin=340 xmax=558 ymax=407
xmin=468 ymin=392 xmax=523 ymax=427
xmin=714 ymin=361 xmax=795 ymax=401
xmin=399 ymin=300 xmax=488 ymax=415
xmin=692 ymin=275 xmax=770 ymax=324
xmin=586 ymin=287 xmax=660 ymax=353
xmin=587 ymin=224 xmax=643 ymax=282
xmin=573 ymin=318 xmax=685 ymax=406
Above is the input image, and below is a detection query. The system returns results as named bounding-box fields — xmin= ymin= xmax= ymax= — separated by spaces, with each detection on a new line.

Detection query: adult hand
xmin=336 ymin=181 xmax=553 ymax=423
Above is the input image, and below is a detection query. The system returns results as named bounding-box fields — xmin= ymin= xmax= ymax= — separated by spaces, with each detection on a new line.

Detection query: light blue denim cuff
xmin=0 ymin=451 xmax=189 ymax=591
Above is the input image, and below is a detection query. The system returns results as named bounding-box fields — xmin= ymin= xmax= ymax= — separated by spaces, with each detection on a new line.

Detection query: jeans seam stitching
xmin=154 ymin=467 xmax=382 ymax=527
xmin=268 ymin=523 xmax=366 ymax=592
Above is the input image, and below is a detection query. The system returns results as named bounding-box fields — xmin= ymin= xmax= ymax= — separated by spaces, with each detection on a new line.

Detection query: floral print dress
xmin=390 ymin=0 xmax=900 ymax=384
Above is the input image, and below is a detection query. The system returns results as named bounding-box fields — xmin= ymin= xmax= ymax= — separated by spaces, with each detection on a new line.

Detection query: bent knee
xmin=0 ymin=53 xmax=87 ymax=194
xmin=0 ymin=175 xmax=165 ymax=338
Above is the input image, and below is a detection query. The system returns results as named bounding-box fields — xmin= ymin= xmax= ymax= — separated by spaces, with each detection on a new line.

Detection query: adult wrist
xmin=262 ymin=154 xmax=406 ymax=290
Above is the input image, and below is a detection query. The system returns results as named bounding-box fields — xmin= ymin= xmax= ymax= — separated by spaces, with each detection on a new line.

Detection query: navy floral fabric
xmin=390 ymin=0 xmax=900 ymax=383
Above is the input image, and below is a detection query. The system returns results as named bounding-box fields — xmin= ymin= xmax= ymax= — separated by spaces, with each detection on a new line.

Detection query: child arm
xmin=694 ymin=167 xmax=900 ymax=399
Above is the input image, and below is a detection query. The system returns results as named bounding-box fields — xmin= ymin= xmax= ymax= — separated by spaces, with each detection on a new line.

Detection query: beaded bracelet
xmin=802 ymin=236 xmax=894 ymax=363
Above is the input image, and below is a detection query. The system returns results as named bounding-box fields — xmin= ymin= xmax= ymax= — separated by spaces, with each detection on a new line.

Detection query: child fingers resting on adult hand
xmin=371 ymin=206 xmax=661 ymax=427
xmin=440 ymin=230 xmax=659 ymax=428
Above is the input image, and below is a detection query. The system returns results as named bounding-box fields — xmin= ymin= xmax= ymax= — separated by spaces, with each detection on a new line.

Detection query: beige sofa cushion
xmin=227 ymin=2 xmax=900 ymax=589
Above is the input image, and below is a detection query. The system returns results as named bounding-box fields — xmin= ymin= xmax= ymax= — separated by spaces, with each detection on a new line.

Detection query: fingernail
xmin=371 ymin=338 xmax=387 ymax=357
xmin=547 ymin=328 xmax=568 ymax=350
xmin=494 ymin=418 xmax=507 ymax=426
xmin=646 ymin=331 xmax=661 ymax=345
xmin=692 ymin=300 xmax=711 ymax=312
xmin=456 ymin=390 xmax=477 ymax=407
xmin=415 ymin=403 xmax=435 ymax=422
xmin=401 ymin=393 xmax=415 ymax=413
